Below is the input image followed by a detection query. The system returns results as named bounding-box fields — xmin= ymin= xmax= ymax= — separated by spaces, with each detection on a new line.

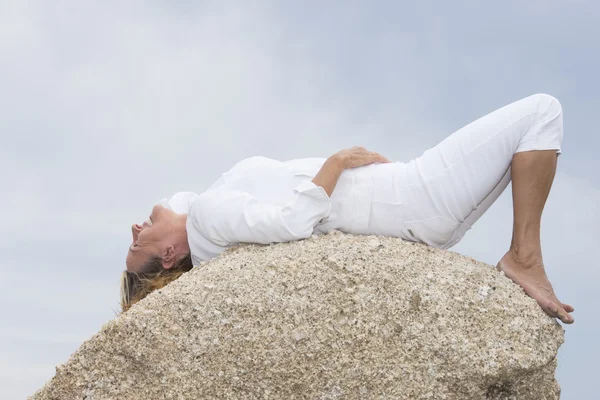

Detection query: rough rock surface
xmin=31 ymin=231 xmax=564 ymax=400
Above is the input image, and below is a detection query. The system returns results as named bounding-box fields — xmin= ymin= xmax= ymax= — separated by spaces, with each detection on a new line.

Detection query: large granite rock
xmin=30 ymin=230 xmax=564 ymax=399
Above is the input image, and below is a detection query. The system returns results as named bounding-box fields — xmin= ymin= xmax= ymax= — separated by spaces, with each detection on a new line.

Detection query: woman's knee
xmin=533 ymin=93 xmax=563 ymax=118
xmin=531 ymin=93 xmax=564 ymax=149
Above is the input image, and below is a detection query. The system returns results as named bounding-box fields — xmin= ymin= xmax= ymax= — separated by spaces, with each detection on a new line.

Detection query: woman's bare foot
xmin=496 ymin=249 xmax=574 ymax=324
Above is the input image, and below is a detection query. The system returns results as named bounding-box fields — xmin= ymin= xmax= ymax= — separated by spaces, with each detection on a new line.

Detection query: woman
xmin=121 ymin=93 xmax=575 ymax=325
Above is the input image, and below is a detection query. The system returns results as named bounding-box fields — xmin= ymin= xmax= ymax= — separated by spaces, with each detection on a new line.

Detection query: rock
xmin=30 ymin=230 xmax=564 ymax=399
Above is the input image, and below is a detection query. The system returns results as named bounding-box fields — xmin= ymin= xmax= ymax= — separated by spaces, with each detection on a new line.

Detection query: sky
xmin=1 ymin=1 xmax=598 ymax=398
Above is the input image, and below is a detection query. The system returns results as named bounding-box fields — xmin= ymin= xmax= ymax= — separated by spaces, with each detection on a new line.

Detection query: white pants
xmin=367 ymin=93 xmax=564 ymax=249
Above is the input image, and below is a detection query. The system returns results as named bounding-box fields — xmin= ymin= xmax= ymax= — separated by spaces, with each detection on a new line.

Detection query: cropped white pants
xmin=366 ymin=93 xmax=564 ymax=249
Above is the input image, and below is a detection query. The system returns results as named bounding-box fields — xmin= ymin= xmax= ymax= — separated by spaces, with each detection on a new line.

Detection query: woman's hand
xmin=312 ymin=147 xmax=392 ymax=197
xmin=333 ymin=146 xmax=392 ymax=169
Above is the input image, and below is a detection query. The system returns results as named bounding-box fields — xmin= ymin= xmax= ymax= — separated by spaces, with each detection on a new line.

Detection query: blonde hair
xmin=120 ymin=253 xmax=194 ymax=313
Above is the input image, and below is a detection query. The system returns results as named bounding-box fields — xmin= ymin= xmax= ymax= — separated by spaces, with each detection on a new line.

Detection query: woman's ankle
xmin=507 ymin=245 xmax=543 ymax=266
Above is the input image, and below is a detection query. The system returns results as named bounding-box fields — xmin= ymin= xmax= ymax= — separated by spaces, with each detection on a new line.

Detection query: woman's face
xmin=125 ymin=204 xmax=180 ymax=273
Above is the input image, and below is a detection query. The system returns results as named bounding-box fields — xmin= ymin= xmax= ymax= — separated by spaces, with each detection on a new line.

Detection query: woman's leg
xmin=496 ymin=150 xmax=574 ymax=324
xmin=402 ymin=93 xmax=572 ymax=323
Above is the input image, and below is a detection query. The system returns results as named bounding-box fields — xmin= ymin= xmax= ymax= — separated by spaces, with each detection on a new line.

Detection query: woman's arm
xmin=311 ymin=155 xmax=345 ymax=197
xmin=188 ymin=182 xmax=331 ymax=245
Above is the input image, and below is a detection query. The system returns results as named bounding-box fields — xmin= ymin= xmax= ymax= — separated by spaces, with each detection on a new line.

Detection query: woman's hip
xmin=366 ymin=161 xmax=464 ymax=249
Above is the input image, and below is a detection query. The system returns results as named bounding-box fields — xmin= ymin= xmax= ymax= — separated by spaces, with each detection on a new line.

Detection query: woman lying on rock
xmin=121 ymin=93 xmax=574 ymax=324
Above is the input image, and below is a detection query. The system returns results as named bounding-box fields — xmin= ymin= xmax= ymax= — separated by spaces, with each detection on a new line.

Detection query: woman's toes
xmin=564 ymin=314 xmax=575 ymax=324
xmin=551 ymin=302 xmax=574 ymax=324
xmin=559 ymin=311 xmax=574 ymax=324
xmin=562 ymin=303 xmax=575 ymax=313
xmin=545 ymin=300 xmax=560 ymax=317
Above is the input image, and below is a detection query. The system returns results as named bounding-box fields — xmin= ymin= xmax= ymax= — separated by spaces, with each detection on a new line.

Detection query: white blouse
xmin=159 ymin=156 xmax=376 ymax=265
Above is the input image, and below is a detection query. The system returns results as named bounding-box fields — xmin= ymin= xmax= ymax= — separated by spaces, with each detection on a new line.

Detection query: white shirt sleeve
xmin=157 ymin=191 xmax=198 ymax=214
xmin=188 ymin=181 xmax=332 ymax=246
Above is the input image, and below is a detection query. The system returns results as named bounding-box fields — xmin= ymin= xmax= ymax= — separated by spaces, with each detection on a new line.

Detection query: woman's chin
xmin=151 ymin=204 xmax=166 ymax=221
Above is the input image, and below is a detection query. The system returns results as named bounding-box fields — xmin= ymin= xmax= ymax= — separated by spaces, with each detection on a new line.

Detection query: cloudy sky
xmin=1 ymin=1 xmax=598 ymax=398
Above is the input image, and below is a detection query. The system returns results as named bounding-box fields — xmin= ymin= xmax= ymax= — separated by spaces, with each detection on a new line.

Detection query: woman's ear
xmin=161 ymin=245 xmax=176 ymax=269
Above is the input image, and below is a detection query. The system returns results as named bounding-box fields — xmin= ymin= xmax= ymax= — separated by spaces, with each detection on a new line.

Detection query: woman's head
xmin=126 ymin=204 xmax=190 ymax=273
xmin=121 ymin=204 xmax=193 ymax=312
